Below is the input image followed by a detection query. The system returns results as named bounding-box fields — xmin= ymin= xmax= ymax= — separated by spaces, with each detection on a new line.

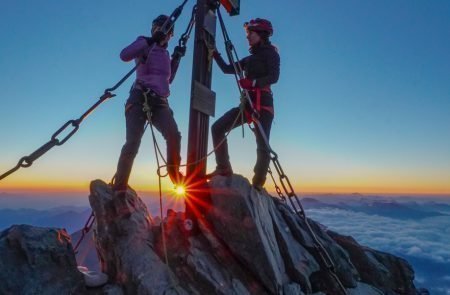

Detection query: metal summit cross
xmin=184 ymin=0 xmax=239 ymax=228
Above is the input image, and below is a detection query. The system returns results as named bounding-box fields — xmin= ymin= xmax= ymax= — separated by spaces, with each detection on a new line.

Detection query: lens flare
xmin=174 ymin=185 xmax=186 ymax=197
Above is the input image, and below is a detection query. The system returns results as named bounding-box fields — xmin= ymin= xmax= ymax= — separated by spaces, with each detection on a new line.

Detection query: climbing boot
xmin=206 ymin=166 xmax=233 ymax=179
xmin=252 ymin=174 xmax=266 ymax=192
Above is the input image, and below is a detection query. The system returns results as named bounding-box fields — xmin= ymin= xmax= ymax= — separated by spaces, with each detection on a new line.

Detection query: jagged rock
xmin=102 ymin=284 xmax=126 ymax=295
xmin=276 ymin=200 xmax=359 ymax=290
xmin=85 ymin=283 xmax=125 ymax=295
xmin=89 ymin=180 xmax=188 ymax=295
xmin=82 ymin=175 xmax=424 ymax=295
xmin=208 ymin=175 xmax=359 ymax=294
xmin=282 ymin=283 xmax=305 ymax=295
xmin=1 ymin=175 xmax=424 ymax=294
xmin=208 ymin=176 xmax=290 ymax=293
xmin=314 ymin=282 xmax=383 ymax=295
xmin=90 ymin=180 xmax=265 ymax=294
xmin=347 ymin=282 xmax=383 ymax=294
xmin=0 ymin=224 xmax=86 ymax=294
xmin=328 ymin=231 xmax=418 ymax=295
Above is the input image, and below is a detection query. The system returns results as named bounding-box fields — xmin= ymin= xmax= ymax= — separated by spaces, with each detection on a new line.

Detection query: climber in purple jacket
xmin=112 ymin=15 xmax=186 ymax=206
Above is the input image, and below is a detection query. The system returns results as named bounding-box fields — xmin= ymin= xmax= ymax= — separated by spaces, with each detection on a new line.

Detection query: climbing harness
xmin=216 ymin=6 xmax=348 ymax=295
xmin=32 ymin=1 xmax=192 ymax=256
xmin=110 ymin=2 xmax=199 ymax=271
xmin=125 ymin=3 xmax=243 ymax=177
xmin=2 ymin=2 xmax=346 ymax=292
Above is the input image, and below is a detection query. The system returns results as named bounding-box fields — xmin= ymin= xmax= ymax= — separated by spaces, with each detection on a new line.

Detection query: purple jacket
xmin=120 ymin=36 xmax=171 ymax=98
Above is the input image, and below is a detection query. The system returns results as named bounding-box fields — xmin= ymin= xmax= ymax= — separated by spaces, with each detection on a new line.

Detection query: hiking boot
xmin=206 ymin=166 xmax=233 ymax=179
xmin=252 ymin=174 xmax=266 ymax=192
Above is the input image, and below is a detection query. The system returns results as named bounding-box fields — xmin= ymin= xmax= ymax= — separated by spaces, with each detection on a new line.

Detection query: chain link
xmin=0 ymin=0 xmax=193 ymax=182
xmin=0 ymin=91 xmax=115 ymax=182
xmin=179 ymin=5 xmax=196 ymax=48
xmin=216 ymin=6 xmax=348 ymax=294
xmin=73 ymin=211 xmax=96 ymax=254
xmin=267 ymin=167 xmax=286 ymax=202
xmin=269 ymin=151 xmax=347 ymax=293
xmin=71 ymin=0 xmax=191 ymax=271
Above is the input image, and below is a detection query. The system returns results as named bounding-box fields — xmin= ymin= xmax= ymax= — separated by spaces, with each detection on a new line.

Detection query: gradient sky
xmin=1 ymin=0 xmax=449 ymax=195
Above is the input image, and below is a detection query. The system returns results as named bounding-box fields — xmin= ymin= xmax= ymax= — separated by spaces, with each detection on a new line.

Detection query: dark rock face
xmin=89 ymin=180 xmax=185 ymax=295
xmin=87 ymin=175 xmax=421 ymax=295
xmin=1 ymin=175 xmax=424 ymax=294
xmin=0 ymin=224 xmax=86 ymax=294
xmin=329 ymin=232 xmax=417 ymax=295
xmin=208 ymin=175 xmax=358 ymax=294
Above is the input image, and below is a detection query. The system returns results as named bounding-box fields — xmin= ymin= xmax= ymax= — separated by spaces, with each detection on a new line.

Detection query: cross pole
xmin=184 ymin=0 xmax=239 ymax=230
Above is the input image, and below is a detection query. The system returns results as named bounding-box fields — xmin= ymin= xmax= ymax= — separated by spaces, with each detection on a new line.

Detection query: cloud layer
xmin=305 ymin=206 xmax=450 ymax=294
xmin=306 ymin=207 xmax=450 ymax=263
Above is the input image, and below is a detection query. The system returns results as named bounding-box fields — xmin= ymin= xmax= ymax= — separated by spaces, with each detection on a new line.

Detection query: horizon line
xmin=1 ymin=188 xmax=449 ymax=197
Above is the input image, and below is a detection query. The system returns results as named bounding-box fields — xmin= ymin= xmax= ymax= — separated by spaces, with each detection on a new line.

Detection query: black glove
xmin=152 ymin=30 xmax=167 ymax=43
xmin=213 ymin=48 xmax=220 ymax=59
xmin=172 ymin=46 xmax=186 ymax=59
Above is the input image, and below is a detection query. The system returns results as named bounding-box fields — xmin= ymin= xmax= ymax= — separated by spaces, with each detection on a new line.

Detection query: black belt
xmin=132 ymin=84 xmax=163 ymax=99
xmin=132 ymin=83 xmax=169 ymax=107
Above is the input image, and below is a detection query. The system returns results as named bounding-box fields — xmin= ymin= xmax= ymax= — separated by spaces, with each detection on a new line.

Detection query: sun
xmin=173 ymin=184 xmax=186 ymax=197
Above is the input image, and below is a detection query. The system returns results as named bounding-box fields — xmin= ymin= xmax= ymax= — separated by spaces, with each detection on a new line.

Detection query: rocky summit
xmin=0 ymin=174 xmax=426 ymax=294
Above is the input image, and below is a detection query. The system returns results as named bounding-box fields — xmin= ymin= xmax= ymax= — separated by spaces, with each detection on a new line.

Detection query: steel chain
xmin=0 ymin=91 xmax=114 ymax=181
xmin=0 ymin=0 xmax=192 ymax=182
xmin=73 ymin=211 xmax=96 ymax=254
xmin=71 ymin=2 xmax=194 ymax=253
xmin=267 ymin=167 xmax=286 ymax=202
xmin=179 ymin=5 xmax=196 ymax=48
xmin=216 ymin=6 xmax=348 ymax=295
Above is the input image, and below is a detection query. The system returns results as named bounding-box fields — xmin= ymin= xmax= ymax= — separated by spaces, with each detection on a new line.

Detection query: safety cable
xmin=46 ymin=1 xmax=193 ymax=259
xmin=133 ymin=4 xmax=244 ymax=174
xmin=142 ymin=91 xmax=170 ymax=266
xmin=215 ymin=6 xmax=348 ymax=295
xmin=0 ymin=0 xmax=190 ymax=183
xmin=143 ymin=92 xmax=186 ymax=295
xmin=146 ymin=106 xmax=243 ymax=178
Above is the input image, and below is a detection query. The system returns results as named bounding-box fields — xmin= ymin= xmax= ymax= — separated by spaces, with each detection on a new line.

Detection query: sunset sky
xmin=1 ymin=0 xmax=449 ymax=196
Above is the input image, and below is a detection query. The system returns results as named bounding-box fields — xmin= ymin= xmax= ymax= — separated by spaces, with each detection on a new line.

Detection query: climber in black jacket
xmin=208 ymin=18 xmax=280 ymax=190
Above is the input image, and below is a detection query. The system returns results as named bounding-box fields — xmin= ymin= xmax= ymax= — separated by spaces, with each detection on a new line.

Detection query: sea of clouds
xmin=305 ymin=203 xmax=450 ymax=294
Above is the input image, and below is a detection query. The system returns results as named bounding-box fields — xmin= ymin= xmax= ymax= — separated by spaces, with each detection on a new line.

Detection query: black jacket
xmin=214 ymin=43 xmax=280 ymax=89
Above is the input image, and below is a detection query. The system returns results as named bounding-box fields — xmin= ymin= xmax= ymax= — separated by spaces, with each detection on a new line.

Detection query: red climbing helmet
xmin=244 ymin=18 xmax=273 ymax=36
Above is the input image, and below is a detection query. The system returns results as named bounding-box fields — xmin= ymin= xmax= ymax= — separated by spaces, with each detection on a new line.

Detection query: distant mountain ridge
xmin=0 ymin=207 xmax=92 ymax=233
xmin=301 ymin=197 xmax=449 ymax=220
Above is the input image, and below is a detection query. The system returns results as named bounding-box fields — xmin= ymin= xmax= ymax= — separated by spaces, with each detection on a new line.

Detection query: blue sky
xmin=0 ymin=0 xmax=449 ymax=194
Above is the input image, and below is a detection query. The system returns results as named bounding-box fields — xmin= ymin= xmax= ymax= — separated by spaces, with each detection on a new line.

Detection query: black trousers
xmin=113 ymin=89 xmax=181 ymax=191
xmin=211 ymin=105 xmax=274 ymax=185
